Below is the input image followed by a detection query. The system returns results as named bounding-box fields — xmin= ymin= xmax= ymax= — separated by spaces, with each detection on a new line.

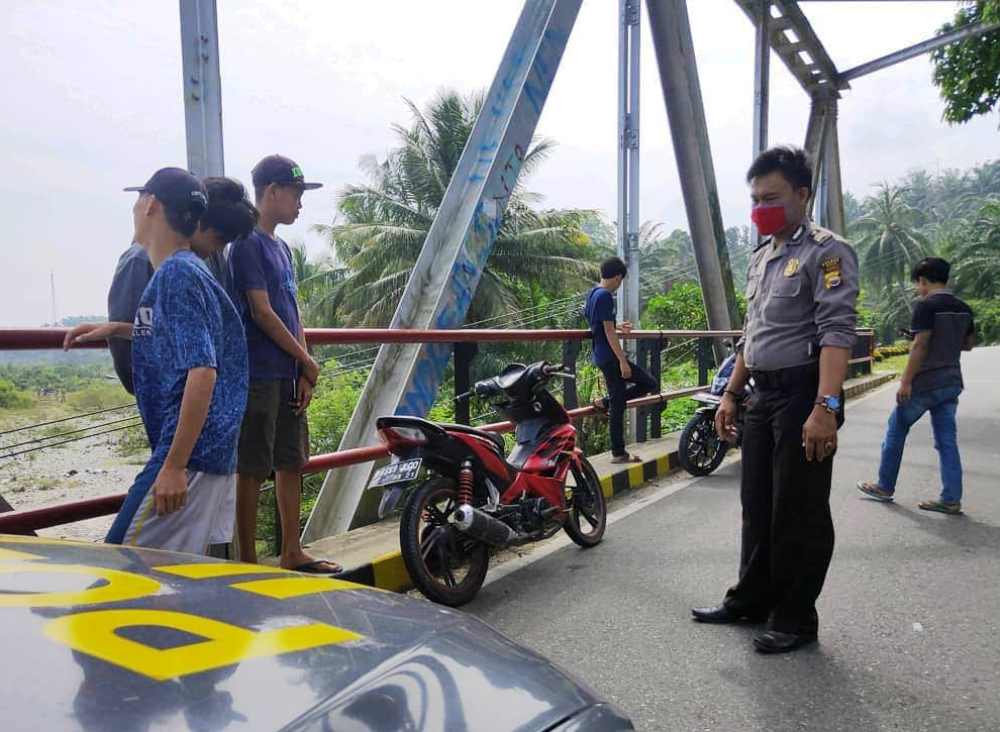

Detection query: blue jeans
xmin=877 ymin=385 xmax=963 ymax=503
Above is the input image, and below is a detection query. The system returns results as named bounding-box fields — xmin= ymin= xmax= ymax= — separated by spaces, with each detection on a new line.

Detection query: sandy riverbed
xmin=0 ymin=428 xmax=148 ymax=543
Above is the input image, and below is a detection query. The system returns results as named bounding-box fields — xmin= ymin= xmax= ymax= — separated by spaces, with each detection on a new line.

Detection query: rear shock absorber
xmin=457 ymin=460 xmax=475 ymax=506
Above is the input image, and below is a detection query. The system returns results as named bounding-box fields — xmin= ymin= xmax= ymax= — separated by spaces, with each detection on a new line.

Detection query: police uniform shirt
xmin=741 ymin=222 xmax=859 ymax=372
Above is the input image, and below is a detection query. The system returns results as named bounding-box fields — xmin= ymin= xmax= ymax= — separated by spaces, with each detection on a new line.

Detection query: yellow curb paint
xmin=600 ymin=476 xmax=614 ymax=498
xmin=627 ymin=464 xmax=643 ymax=487
xmin=656 ymin=456 xmax=670 ymax=476
xmin=372 ymin=551 xmax=411 ymax=592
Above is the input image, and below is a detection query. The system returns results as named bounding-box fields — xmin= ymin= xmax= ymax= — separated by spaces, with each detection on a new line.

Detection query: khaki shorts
xmin=237 ymin=379 xmax=310 ymax=481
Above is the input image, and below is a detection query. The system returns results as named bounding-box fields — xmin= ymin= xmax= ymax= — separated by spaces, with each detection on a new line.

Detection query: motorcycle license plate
xmin=368 ymin=458 xmax=422 ymax=489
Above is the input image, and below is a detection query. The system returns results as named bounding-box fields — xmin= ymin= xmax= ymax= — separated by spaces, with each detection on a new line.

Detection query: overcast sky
xmin=2 ymin=1 xmax=996 ymax=326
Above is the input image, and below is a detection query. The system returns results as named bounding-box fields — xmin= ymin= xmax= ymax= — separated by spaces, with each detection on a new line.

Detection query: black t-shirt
xmin=910 ymin=290 xmax=974 ymax=393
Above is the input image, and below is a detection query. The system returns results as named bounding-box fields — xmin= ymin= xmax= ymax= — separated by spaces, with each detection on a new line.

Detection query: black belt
xmin=750 ymin=361 xmax=819 ymax=391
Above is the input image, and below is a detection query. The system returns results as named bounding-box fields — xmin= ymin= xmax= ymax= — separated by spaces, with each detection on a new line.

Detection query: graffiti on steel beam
xmin=397 ymin=26 xmax=569 ymax=419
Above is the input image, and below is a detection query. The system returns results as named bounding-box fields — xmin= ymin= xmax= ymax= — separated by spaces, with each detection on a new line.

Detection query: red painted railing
xmin=0 ymin=326 xmax=872 ymax=535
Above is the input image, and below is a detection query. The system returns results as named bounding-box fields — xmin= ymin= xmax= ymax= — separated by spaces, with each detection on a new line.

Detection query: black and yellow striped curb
xmin=339 ymin=446 xmax=682 ymax=593
xmin=339 ymin=371 xmax=897 ymax=592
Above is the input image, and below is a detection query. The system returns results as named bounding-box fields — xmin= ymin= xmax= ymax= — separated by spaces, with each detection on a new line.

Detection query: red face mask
xmin=751 ymin=204 xmax=787 ymax=236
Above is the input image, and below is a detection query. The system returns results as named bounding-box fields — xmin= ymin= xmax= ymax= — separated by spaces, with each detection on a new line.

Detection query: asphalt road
xmin=465 ymin=347 xmax=1000 ymax=732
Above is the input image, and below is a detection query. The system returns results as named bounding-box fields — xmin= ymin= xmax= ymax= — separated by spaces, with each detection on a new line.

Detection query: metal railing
xmin=0 ymin=326 xmax=874 ymax=536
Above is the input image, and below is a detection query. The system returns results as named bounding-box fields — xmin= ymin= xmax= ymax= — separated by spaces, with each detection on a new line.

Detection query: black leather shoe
xmin=691 ymin=605 xmax=766 ymax=624
xmin=752 ymin=629 xmax=818 ymax=654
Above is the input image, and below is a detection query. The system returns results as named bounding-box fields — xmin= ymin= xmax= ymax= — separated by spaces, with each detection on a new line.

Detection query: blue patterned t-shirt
xmin=132 ymin=250 xmax=248 ymax=474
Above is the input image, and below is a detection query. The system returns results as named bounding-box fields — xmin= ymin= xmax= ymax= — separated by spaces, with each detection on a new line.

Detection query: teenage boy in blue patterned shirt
xmin=67 ymin=168 xmax=248 ymax=553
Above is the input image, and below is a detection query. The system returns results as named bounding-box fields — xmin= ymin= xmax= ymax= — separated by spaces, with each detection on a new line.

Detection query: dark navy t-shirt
xmin=132 ymin=250 xmax=248 ymax=474
xmin=584 ymin=286 xmax=617 ymax=366
xmin=910 ymin=290 xmax=974 ymax=393
xmin=228 ymin=229 xmax=301 ymax=381
xmin=108 ymin=244 xmax=154 ymax=394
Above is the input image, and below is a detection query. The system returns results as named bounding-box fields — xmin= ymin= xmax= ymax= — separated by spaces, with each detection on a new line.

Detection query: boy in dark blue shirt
xmin=228 ymin=154 xmax=339 ymax=574
xmin=67 ymin=168 xmax=248 ymax=553
xmin=585 ymin=257 xmax=658 ymax=463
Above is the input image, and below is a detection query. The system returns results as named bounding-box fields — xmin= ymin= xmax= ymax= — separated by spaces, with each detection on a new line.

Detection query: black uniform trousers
xmin=723 ymin=363 xmax=837 ymax=635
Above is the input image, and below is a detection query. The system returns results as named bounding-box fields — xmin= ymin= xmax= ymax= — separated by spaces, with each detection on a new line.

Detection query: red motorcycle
xmin=370 ymin=361 xmax=607 ymax=606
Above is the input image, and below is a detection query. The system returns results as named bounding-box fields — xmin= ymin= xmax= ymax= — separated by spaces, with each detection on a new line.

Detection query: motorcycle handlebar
xmin=541 ymin=363 xmax=575 ymax=379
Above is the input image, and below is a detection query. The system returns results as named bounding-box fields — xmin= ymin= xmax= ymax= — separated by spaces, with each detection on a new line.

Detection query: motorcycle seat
xmin=441 ymin=423 xmax=506 ymax=453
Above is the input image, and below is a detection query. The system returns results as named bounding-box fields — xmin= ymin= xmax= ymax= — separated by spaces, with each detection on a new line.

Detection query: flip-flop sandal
xmin=856 ymin=481 xmax=894 ymax=502
xmin=918 ymin=500 xmax=962 ymax=515
xmin=292 ymin=559 xmax=344 ymax=575
xmin=609 ymin=453 xmax=642 ymax=464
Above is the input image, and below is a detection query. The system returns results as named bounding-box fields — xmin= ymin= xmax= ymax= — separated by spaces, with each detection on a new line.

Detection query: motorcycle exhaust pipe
xmin=452 ymin=504 xmax=520 ymax=547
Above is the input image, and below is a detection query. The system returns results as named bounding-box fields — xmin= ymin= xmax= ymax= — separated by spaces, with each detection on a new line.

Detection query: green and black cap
xmin=251 ymin=154 xmax=323 ymax=190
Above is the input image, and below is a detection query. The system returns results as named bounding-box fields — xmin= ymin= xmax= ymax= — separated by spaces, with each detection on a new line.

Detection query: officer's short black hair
xmin=746 ymin=146 xmax=813 ymax=195
xmin=911 ymin=257 xmax=950 ymax=285
xmin=601 ymin=256 xmax=628 ymax=280
xmin=202 ymin=177 xmax=259 ymax=242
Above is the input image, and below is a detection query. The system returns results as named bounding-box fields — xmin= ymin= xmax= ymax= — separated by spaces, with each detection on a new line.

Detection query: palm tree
xmin=314 ymin=90 xmax=599 ymax=326
xmin=287 ymin=241 xmax=348 ymax=328
xmin=951 ymin=200 xmax=1000 ymax=299
xmin=854 ymin=184 xmax=930 ymax=289
xmin=637 ymin=225 xmax=698 ymax=308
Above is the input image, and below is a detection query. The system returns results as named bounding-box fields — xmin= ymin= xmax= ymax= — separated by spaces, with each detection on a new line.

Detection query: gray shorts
xmin=237 ymin=379 xmax=310 ymax=481
xmin=122 ymin=471 xmax=236 ymax=555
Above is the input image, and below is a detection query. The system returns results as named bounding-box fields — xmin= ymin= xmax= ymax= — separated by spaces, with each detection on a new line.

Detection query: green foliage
xmin=0 ymin=363 xmax=115 ymax=395
xmin=854 ymin=184 xmax=929 ymax=290
xmin=663 ymin=398 xmax=698 ymax=433
xmin=950 ymin=200 xmax=1000 ymax=299
xmin=932 ymin=1 xmax=1000 ymax=124
xmin=314 ymin=90 xmax=600 ymax=327
xmin=306 ymin=361 xmax=368 ymax=455
xmin=638 ymin=225 xmax=698 ymax=308
xmin=967 ymin=298 xmax=1000 ymax=344
xmin=642 ymin=282 xmax=747 ymax=331
xmin=873 ymin=341 xmax=911 ymax=362
xmin=0 ymin=379 xmax=34 ymax=409
xmin=114 ymin=423 xmax=150 ymax=458
xmin=67 ymin=382 xmax=131 ymax=411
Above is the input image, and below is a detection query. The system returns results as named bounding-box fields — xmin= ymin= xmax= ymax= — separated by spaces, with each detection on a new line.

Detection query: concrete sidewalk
xmin=307 ymin=371 xmax=895 ymax=591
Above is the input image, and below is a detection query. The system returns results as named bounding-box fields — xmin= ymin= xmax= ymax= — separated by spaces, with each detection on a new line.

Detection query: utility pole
xmin=618 ymin=0 xmax=641 ymax=441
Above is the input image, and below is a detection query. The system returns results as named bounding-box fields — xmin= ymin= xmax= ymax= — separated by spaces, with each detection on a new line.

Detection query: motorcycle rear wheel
xmin=563 ymin=456 xmax=607 ymax=548
xmin=400 ymin=477 xmax=490 ymax=607
xmin=678 ymin=411 xmax=728 ymax=476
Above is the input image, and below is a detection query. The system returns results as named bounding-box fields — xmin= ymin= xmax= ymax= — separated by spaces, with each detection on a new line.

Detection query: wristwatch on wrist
xmin=723 ymin=389 xmax=743 ymax=402
xmin=815 ymin=394 xmax=841 ymax=414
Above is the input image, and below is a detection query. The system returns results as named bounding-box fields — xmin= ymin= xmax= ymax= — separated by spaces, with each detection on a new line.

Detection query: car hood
xmin=0 ymin=535 xmax=610 ymax=731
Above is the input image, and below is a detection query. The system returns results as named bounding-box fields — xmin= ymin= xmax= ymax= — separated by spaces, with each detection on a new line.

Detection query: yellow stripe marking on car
xmin=44 ymin=609 xmax=363 ymax=681
xmin=153 ymin=562 xmax=292 ymax=579
xmin=0 ymin=547 xmax=43 ymax=562
xmin=231 ymin=576 xmax=376 ymax=599
xmin=0 ymin=563 xmax=160 ymax=607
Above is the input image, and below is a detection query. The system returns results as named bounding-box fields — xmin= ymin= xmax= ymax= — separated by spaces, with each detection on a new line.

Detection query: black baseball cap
xmin=251 ymin=154 xmax=323 ymax=190
xmin=124 ymin=167 xmax=209 ymax=213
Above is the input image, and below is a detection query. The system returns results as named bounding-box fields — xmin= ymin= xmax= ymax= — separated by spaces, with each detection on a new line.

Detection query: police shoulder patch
xmin=809 ymin=224 xmax=844 ymax=246
xmin=821 ymin=256 xmax=842 ymax=289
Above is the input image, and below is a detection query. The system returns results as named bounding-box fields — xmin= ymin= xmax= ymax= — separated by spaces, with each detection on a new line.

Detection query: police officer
xmin=691 ymin=146 xmax=859 ymax=654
